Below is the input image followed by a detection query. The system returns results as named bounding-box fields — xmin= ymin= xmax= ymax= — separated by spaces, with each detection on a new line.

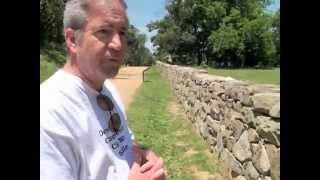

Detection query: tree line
xmin=147 ymin=0 xmax=280 ymax=68
xmin=40 ymin=0 xmax=153 ymax=66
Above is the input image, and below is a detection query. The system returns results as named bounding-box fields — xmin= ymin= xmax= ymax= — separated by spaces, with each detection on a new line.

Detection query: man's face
xmin=75 ymin=0 xmax=128 ymax=83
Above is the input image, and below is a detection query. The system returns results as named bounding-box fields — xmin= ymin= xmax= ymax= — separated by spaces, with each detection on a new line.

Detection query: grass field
xmin=40 ymin=47 xmax=66 ymax=83
xmin=194 ymin=66 xmax=280 ymax=85
xmin=126 ymin=67 xmax=228 ymax=180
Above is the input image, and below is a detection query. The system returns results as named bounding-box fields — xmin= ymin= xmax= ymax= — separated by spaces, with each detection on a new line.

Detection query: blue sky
xmin=126 ymin=0 xmax=280 ymax=52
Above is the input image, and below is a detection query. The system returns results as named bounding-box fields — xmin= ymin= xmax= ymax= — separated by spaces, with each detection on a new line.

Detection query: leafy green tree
xmin=124 ymin=25 xmax=154 ymax=66
xmin=148 ymin=0 xmax=279 ymax=68
xmin=272 ymin=9 xmax=280 ymax=66
xmin=40 ymin=0 xmax=65 ymax=46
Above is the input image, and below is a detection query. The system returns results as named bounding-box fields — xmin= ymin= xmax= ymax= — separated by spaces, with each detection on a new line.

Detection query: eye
xmin=99 ymin=29 xmax=112 ymax=36
xmin=119 ymin=30 xmax=127 ymax=37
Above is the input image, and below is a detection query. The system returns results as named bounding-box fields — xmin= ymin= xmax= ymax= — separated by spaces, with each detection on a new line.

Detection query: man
xmin=40 ymin=0 xmax=166 ymax=179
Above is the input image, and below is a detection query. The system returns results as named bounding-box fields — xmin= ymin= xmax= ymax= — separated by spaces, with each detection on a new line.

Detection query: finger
xmin=150 ymin=168 xmax=165 ymax=180
xmin=140 ymin=161 xmax=154 ymax=173
xmin=151 ymin=158 xmax=164 ymax=172
xmin=145 ymin=150 xmax=159 ymax=163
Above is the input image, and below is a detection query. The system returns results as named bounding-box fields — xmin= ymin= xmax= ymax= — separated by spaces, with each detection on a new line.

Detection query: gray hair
xmin=63 ymin=0 xmax=128 ymax=31
xmin=63 ymin=0 xmax=89 ymax=31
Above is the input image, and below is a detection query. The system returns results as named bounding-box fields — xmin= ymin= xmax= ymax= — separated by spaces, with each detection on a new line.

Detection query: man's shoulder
xmin=41 ymin=71 xmax=77 ymax=132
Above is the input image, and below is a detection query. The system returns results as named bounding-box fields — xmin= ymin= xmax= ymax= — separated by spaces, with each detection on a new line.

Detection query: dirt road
xmin=110 ymin=66 xmax=149 ymax=110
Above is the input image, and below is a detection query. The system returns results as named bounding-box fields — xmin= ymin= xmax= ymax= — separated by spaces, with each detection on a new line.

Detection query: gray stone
xmin=244 ymin=161 xmax=260 ymax=180
xmin=252 ymin=93 xmax=280 ymax=115
xmin=217 ymin=125 xmax=233 ymax=151
xmin=221 ymin=94 xmax=226 ymax=101
xmin=208 ymin=82 xmax=225 ymax=95
xmin=252 ymin=143 xmax=271 ymax=175
xmin=230 ymin=119 xmax=245 ymax=141
xmin=199 ymin=109 xmax=207 ymax=122
xmin=207 ymin=135 xmax=217 ymax=146
xmin=250 ymin=143 xmax=259 ymax=156
xmin=232 ymin=110 xmax=245 ymax=122
xmin=269 ymin=101 xmax=280 ymax=119
xmin=265 ymin=144 xmax=280 ymax=180
xmin=262 ymin=176 xmax=272 ymax=180
xmin=199 ymin=121 xmax=208 ymax=139
xmin=234 ymin=175 xmax=247 ymax=180
xmin=233 ymin=101 xmax=243 ymax=112
xmin=242 ymin=108 xmax=256 ymax=128
xmin=210 ymin=100 xmax=221 ymax=119
xmin=220 ymin=148 xmax=244 ymax=177
xmin=249 ymin=84 xmax=280 ymax=94
xmin=225 ymin=87 xmax=237 ymax=99
xmin=226 ymin=137 xmax=236 ymax=152
xmin=209 ymin=145 xmax=215 ymax=153
xmin=237 ymin=88 xmax=251 ymax=104
xmin=227 ymin=98 xmax=234 ymax=108
xmin=216 ymin=126 xmax=225 ymax=155
xmin=232 ymin=131 xmax=252 ymax=162
xmin=218 ymin=112 xmax=224 ymax=121
xmin=197 ymin=69 xmax=208 ymax=74
xmin=256 ymin=116 xmax=271 ymax=127
xmin=256 ymin=117 xmax=280 ymax=147
xmin=204 ymin=93 xmax=212 ymax=103
xmin=194 ymin=100 xmax=201 ymax=113
xmin=248 ymin=128 xmax=259 ymax=143
xmin=240 ymin=94 xmax=253 ymax=106
xmin=203 ymin=102 xmax=211 ymax=114
xmin=207 ymin=116 xmax=220 ymax=137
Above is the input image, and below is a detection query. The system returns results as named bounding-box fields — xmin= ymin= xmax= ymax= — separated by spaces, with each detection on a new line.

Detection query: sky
xmin=126 ymin=0 xmax=280 ymax=53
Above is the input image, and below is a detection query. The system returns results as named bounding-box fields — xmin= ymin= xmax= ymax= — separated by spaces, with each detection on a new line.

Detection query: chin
xmin=103 ymin=66 xmax=120 ymax=79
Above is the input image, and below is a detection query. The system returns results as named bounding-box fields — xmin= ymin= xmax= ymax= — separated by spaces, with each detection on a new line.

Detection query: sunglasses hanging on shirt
xmin=96 ymin=94 xmax=121 ymax=133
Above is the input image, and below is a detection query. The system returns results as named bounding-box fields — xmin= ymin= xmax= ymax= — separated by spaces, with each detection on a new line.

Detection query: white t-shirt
xmin=40 ymin=69 xmax=135 ymax=180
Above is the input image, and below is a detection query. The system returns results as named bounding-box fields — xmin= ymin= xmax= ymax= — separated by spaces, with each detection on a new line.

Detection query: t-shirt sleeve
xmin=40 ymin=127 xmax=80 ymax=180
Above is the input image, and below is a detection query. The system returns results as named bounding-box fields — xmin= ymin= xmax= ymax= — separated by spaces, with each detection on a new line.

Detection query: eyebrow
xmin=98 ymin=23 xmax=127 ymax=31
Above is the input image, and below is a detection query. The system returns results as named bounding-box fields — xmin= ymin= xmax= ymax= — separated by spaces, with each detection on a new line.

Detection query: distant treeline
xmin=148 ymin=0 xmax=280 ymax=68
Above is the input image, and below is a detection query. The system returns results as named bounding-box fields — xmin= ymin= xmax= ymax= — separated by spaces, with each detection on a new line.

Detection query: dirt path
xmin=111 ymin=67 xmax=230 ymax=179
xmin=110 ymin=66 xmax=149 ymax=110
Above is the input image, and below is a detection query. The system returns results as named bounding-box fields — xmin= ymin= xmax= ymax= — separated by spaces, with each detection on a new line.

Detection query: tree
xmin=124 ymin=25 xmax=154 ymax=66
xmin=40 ymin=0 xmax=65 ymax=46
xmin=148 ymin=0 xmax=279 ymax=68
xmin=272 ymin=9 xmax=280 ymax=66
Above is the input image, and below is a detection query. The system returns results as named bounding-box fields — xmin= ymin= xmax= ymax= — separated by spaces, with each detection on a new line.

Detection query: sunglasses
xmin=96 ymin=94 xmax=121 ymax=133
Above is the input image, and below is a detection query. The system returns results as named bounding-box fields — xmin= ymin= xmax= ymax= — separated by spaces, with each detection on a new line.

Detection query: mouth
xmin=106 ymin=57 xmax=121 ymax=63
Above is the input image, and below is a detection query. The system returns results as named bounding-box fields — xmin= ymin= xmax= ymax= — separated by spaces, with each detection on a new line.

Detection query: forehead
xmin=87 ymin=0 xmax=128 ymax=26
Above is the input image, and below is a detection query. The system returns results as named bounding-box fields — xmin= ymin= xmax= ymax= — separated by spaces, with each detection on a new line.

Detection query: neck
xmin=63 ymin=59 xmax=103 ymax=92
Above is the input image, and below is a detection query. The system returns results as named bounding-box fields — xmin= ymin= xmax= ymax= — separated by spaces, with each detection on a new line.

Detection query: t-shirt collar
xmin=57 ymin=69 xmax=104 ymax=96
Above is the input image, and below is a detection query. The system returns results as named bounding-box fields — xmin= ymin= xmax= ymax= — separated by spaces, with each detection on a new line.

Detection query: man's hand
xmin=132 ymin=145 xmax=166 ymax=180
xmin=128 ymin=161 xmax=148 ymax=180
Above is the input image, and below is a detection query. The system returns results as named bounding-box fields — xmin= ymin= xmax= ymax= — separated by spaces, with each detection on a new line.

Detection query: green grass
xmin=127 ymin=67 xmax=228 ymax=179
xmin=40 ymin=47 xmax=66 ymax=83
xmin=194 ymin=66 xmax=280 ymax=85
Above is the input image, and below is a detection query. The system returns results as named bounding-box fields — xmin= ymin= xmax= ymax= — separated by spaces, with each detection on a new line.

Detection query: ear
xmin=64 ymin=28 xmax=78 ymax=55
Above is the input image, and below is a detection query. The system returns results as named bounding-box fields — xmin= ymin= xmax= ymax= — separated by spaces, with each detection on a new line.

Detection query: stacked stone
xmin=156 ymin=61 xmax=280 ymax=180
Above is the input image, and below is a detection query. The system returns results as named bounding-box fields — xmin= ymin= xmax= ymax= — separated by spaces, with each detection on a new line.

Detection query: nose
xmin=109 ymin=33 xmax=122 ymax=51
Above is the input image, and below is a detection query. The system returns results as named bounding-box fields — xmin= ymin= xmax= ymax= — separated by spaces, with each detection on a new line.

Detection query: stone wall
xmin=156 ymin=61 xmax=280 ymax=180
